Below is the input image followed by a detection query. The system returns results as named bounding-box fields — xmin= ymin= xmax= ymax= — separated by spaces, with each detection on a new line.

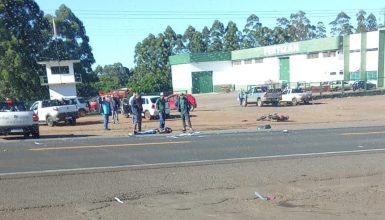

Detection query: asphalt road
xmin=1 ymin=126 xmax=385 ymax=175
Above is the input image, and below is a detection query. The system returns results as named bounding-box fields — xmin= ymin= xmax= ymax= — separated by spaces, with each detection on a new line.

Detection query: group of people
xmin=99 ymin=92 xmax=193 ymax=134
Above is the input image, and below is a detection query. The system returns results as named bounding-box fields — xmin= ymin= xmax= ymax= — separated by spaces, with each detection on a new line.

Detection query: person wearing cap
xmin=131 ymin=93 xmax=143 ymax=134
xmin=175 ymin=93 xmax=192 ymax=132
xmin=155 ymin=92 xmax=167 ymax=132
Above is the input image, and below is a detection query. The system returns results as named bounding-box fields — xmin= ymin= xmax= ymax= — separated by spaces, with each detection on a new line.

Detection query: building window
xmin=367 ymin=71 xmax=377 ymax=80
xmin=233 ymin=61 xmax=241 ymax=66
xmin=350 ymin=71 xmax=360 ymax=81
xmin=322 ymin=51 xmax=336 ymax=57
xmin=339 ymin=71 xmax=343 ymax=75
xmin=330 ymin=72 xmax=336 ymax=76
xmin=307 ymin=53 xmax=319 ymax=59
xmin=244 ymin=59 xmax=252 ymax=64
xmin=51 ymin=66 xmax=70 ymax=74
xmin=254 ymin=58 xmax=263 ymax=63
xmin=367 ymin=48 xmax=378 ymax=52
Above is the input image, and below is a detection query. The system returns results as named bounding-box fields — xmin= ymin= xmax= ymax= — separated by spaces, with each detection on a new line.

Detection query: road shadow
xmin=1 ymin=134 xmax=96 ymax=141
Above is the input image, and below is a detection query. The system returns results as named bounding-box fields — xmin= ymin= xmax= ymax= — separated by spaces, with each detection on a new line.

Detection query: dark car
xmin=352 ymin=81 xmax=376 ymax=91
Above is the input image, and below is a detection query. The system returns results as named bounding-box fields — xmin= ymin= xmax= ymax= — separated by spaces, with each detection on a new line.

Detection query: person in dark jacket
xmin=175 ymin=93 xmax=192 ymax=132
xmin=156 ymin=92 xmax=167 ymax=132
xmin=131 ymin=94 xmax=143 ymax=134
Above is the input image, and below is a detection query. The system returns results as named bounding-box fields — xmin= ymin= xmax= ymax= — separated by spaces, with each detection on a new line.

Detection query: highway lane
xmin=1 ymin=126 xmax=385 ymax=174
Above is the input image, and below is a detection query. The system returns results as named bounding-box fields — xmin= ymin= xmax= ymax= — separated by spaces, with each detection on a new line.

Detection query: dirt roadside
xmin=7 ymin=92 xmax=385 ymax=139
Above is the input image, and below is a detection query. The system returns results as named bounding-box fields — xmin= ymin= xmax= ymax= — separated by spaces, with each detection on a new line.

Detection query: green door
xmin=192 ymin=71 xmax=213 ymax=94
xmin=279 ymin=58 xmax=290 ymax=82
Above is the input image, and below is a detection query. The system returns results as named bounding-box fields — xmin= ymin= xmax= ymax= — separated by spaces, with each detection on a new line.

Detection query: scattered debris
xmin=356 ymin=145 xmax=365 ymax=148
xmin=283 ymin=130 xmax=289 ymax=133
xmin=34 ymin=142 xmax=41 ymax=145
xmin=2 ymin=149 xmax=7 ymax=152
xmin=257 ymin=113 xmax=289 ymax=122
xmin=114 ymin=197 xmax=124 ymax=204
xmin=254 ymin=192 xmax=267 ymax=201
xmin=241 ymin=120 xmax=248 ymax=122
xmin=255 ymin=192 xmax=275 ymax=201
xmin=258 ymin=124 xmax=271 ymax=130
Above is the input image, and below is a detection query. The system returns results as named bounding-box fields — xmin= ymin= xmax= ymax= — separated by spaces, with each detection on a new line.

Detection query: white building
xmin=38 ymin=60 xmax=81 ymax=100
xmin=170 ymin=29 xmax=385 ymax=93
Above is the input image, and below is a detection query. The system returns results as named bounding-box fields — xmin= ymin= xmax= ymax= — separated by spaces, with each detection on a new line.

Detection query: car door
xmin=30 ymin=102 xmax=43 ymax=122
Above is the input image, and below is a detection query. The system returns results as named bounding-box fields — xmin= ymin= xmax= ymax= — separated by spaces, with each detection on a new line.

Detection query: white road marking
xmin=2 ymin=148 xmax=385 ymax=177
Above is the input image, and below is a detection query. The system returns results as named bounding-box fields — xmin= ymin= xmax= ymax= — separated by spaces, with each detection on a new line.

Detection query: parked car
xmin=129 ymin=95 xmax=171 ymax=120
xmin=280 ymin=88 xmax=312 ymax=105
xmin=243 ymin=86 xmax=281 ymax=107
xmin=352 ymin=81 xmax=377 ymax=91
xmin=0 ymin=101 xmax=40 ymax=138
xmin=30 ymin=99 xmax=78 ymax=127
xmin=65 ymin=97 xmax=89 ymax=117
xmin=166 ymin=94 xmax=197 ymax=111
xmin=88 ymin=96 xmax=99 ymax=112
xmin=329 ymin=81 xmax=351 ymax=91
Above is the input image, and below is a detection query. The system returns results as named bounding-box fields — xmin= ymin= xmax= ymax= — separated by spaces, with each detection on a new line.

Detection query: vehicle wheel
xmin=257 ymin=98 xmax=263 ymax=107
xmin=144 ymin=110 xmax=152 ymax=120
xmin=242 ymin=99 xmax=247 ymax=107
xmin=272 ymin=101 xmax=279 ymax=106
xmin=69 ymin=118 xmax=77 ymax=126
xmin=23 ymin=133 xmax=30 ymax=138
xmin=79 ymin=109 xmax=86 ymax=117
xmin=46 ymin=116 xmax=54 ymax=127
xmin=292 ymin=98 xmax=298 ymax=106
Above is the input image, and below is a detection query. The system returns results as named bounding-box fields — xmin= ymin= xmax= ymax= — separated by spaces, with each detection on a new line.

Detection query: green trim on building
xmin=343 ymin=36 xmax=350 ymax=81
xmin=279 ymin=57 xmax=290 ymax=81
xmin=169 ymin=52 xmax=231 ymax=65
xmin=360 ymin=32 xmax=367 ymax=81
xmin=378 ymin=30 xmax=385 ymax=88
xmin=232 ymin=37 xmax=342 ymax=61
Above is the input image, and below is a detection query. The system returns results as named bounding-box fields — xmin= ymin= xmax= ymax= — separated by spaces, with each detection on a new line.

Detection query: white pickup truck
xmin=30 ymin=100 xmax=79 ymax=127
xmin=281 ymin=88 xmax=312 ymax=105
xmin=0 ymin=101 xmax=40 ymax=138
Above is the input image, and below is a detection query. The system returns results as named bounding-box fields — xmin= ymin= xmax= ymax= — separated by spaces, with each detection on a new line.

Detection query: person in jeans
xmin=101 ymin=97 xmax=111 ymax=130
xmin=175 ymin=93 xmax=192 ymax=132
xmin=131 ymin=94 xmax=143 ymax=134
xmin=111 ymin=96 xmax=120 ymax=124
xmin=156 ymin=92 xmax=167 ymax=132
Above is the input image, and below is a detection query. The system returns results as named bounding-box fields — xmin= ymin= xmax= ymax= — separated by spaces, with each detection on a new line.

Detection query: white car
xmin=64 ymin=97 xmax=89 ymax=117
xmin=30 ymin=100 xmax=78 ymax=126
xmin=129 ymin=95 xmax=170 ymax=120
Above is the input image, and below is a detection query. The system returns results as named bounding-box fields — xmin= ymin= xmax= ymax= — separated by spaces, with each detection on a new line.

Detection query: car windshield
xmin=150 ymin=97 xmax=159 ymax=103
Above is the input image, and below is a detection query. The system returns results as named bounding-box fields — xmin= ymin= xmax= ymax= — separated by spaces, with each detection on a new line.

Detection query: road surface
xmin=1 ymin=126 xmax=385 ymax=175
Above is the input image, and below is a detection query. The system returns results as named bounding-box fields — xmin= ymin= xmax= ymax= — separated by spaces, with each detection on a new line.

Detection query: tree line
xmin=0 ymin=0 xmax=382 ymax=100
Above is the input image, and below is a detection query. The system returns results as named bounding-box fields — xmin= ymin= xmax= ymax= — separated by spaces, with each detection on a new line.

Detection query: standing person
xmin=111 ymin=96 xmax=120 ymax=124
xmin=176 ymin=93 xmax=192 ymax=132
xmin=238 ymin=89 xmax=245 ymax=106
xmin=131 ymin=94 xmax=143 ymax=134
xmin=156 ymin=92 xmax=167 ymax=132
xmin=101 ymin=97 xmax=111 ymax=130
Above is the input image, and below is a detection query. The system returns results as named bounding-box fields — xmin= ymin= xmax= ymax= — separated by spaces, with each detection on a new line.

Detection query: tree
xmin=356 ymin=10 xmax=367 ymax=33
xmin=330 ymin=12 xmax=354 ymax=36
xmin=223 ymin=21 xmax=241 ymax=52
xmin=201 ymin=26 xmax=210 ymax=52
xmin=130 ymin=28 xmax=174 ymax=94
xmin=0 ymin=0 xmax=50 ymax=101
xmin=366 ymin=13 xmax=378 ymax=31
xmin=289 ymin=11 xmax=316 ymax=41
xmin=315 ymin=22 xmax=327 ymax=38
xmin=95 ymin=63 xmax=131 ymax=92
xmin=242 ymin=14 xmax=262 ymax=48
xmin=208 ymin=20 xmax=225 ymax=52
xmin=43 ymin=5 xmax=98 ymax=97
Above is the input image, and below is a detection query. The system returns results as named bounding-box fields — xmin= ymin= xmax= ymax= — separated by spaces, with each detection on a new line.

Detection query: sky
xmin=34 ymin=0 xmax=385 ymax=69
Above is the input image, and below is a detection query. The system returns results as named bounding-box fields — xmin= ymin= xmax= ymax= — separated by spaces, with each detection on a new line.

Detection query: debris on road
xmin=114 ymin=197 xmax=124 ymax=204
xmin=283 ymin=130 xmax=289 ymax=133
xmin=255 ymin=192 xmax=275 ymax=201
xmin=34 ymin=142 xmax=41 ymax=145
xmin=257 ymin=113 xmax=289 ymax=122
xmin=258 ymin=124 xmax=271 ymax=130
